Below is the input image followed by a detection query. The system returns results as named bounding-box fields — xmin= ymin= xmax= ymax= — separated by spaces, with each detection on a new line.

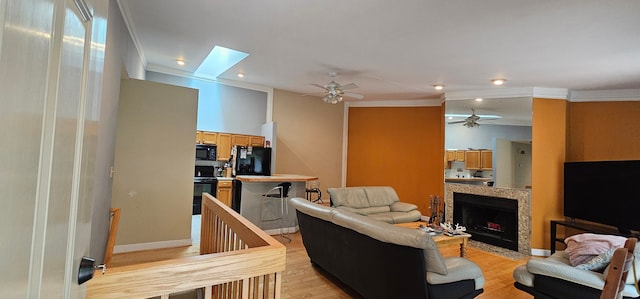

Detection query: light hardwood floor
xmin=109 ymin=230 xmax=533 ymax=298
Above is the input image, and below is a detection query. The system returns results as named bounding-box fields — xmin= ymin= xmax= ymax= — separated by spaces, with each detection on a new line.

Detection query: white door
xmin=0 ymin=0 xmax=106 ymax=297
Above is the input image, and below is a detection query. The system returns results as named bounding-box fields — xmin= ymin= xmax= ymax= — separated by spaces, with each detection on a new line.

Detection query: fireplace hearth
xmin=453 ymin=193 xmax=518 ymax=251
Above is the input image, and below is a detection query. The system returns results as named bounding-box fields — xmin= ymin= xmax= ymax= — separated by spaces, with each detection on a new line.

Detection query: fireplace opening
xmin=453 ymin=192 xmax=518 ymax=251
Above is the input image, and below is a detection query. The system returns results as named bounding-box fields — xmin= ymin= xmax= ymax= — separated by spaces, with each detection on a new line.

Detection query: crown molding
xmin=444 ymin=87 xmax=569 ymax=101
xmin=146 ymin=64 xmax=273 ymax=94
xmin=116 ymin=0 xmax=147 ymax=68
xmin=568 ymin=89 xmax=640 ymax=102
xmin=346 ymin=99 xmax=442 ymax=107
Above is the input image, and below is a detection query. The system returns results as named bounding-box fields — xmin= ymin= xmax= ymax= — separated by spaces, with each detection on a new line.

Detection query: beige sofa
xmin=327 ymin=186 xmax=422 ymax=224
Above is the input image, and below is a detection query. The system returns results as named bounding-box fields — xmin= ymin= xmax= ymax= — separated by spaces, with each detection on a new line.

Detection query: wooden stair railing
xmin=87 ymin=193 xmax=286 ymax=299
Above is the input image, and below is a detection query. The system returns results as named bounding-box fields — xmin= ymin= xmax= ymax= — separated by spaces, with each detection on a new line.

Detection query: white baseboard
xmin=113 ymin=238 xmax=192 ymax=254
xmin=531 ymin=248 xmax=551 ymax=257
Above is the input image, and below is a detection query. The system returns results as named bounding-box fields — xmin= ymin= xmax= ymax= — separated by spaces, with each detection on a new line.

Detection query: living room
xmin=3 ymin=0 xmax=640 ymax=298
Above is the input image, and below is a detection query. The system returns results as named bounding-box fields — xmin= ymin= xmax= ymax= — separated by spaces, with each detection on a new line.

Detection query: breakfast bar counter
xmin=233 ymin=174 xmax=317 ymax=234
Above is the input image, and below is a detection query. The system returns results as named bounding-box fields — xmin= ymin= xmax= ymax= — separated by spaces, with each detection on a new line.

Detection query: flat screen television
xmin=564 ymin=160 xmax=640 ymax=234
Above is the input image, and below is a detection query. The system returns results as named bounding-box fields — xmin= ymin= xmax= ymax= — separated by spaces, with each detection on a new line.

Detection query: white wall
xmin=146 ymin=71 xmax=268 ymax=135
xmin=445 ymin=124 xmax=531 ymax=149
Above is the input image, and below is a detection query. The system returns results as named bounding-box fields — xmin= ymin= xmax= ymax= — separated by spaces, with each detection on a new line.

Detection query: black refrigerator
xmin=235 ymin=146 xmax=271 ymax=176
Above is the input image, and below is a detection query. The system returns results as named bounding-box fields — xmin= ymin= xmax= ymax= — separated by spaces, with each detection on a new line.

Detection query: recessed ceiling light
xmin=434 ymin=85 xmax=444 ymax=90
xmin=237 ymin=73 xmax=245 ymax=78
xmin=176 ymin=59 xmax=185 ymax=66
xmin=492 ymin=78 xmax=506 ymax=85
xmin=475 ymin=98 xmax=483 ymax=102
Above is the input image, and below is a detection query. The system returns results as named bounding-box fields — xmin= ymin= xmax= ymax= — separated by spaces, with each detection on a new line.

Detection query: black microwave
xmin=195 ymin=144 xmax=217 ymax=161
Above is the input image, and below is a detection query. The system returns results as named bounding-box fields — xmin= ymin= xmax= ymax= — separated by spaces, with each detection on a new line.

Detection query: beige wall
xmin=272 ymin=89 xmax=344 ymax=193
xmin=112 ymin=79 xmax=198 ymax=247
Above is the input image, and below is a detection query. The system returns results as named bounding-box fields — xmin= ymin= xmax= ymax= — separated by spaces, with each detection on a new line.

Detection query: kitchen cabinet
xmin=446 ymin=150 xmax=456 ymax=162
xmin=465 ymin=150 xmax=481 ymax=169
xmin=480 ymin=150 xmax=493 ymax=170
xmin=231 ymin=134 xmax=250 ymax=146
xmin=216 ymin=180 xmax=233 ymax=207
xmin=455 ymin=150 xmax=465 ymax=162
xmin=465 ymin=150 xmax=493 ymax=170
xmin=196 ymin=130 xmax=218 ymax=145
xmin=250 ymin=135 xmax=265 ymax=147
xmin=217 ymin=133 xmax=232 ymax=161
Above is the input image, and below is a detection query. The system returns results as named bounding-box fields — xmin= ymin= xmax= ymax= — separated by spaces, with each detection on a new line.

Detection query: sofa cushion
xmin=328 ymin=187 xmax=370 ymax=208
xmin=388 ymin=210 xmax=422 ymax=223
xmin=426 ymin=257 xmax=485 ymax=289
xmin=390 ymin=201 xmax=417 ymax=212
xmin=290 ymin=197 xmax=335 ymax=222
xmin=332 ymin=209 xmax=448 ymax=275
xmin=363 ymin=186 xmax=399 ymax=207
xmin=526 ymin=251 xmax=606 ymax=290
xmin=355 ymin=206 xmax=391 ymax=215
xmin=513 ymin=264 xmax=534 ymax=287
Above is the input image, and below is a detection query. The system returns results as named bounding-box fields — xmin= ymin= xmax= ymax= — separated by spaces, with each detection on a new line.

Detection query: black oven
xmin=193 ymin=166 xmax=217 ymax=215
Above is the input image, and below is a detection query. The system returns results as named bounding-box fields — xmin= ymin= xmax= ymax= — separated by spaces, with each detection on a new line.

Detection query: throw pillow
xmin=576 ymin=249 xmax=614 ymax=272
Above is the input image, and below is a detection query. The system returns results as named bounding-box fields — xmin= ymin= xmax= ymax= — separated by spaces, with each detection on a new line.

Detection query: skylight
xmin=194 ymin=45 xmax=249 ymax=80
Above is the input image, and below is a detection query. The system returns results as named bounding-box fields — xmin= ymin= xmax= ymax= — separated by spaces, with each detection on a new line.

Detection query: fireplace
xmin=453 ymin=193 xmax=518 ymax=251
xmin=444 ymin=183 xmax=531 ymax=255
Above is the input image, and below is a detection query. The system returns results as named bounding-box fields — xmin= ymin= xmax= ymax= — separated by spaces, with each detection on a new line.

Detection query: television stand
xmin=550 ymin=220 xmax=638 ymax=254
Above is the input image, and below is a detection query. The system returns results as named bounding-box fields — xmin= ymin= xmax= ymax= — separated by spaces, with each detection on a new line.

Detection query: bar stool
xmin=261 ymin=182 xmax=291 ymax=243
xmin=305 ymin=180 xmax=322 ymax=203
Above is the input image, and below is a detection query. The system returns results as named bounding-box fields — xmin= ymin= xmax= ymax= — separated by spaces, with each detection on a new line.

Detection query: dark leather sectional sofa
xmin=290 ymin=197 xmax=485 ymax=299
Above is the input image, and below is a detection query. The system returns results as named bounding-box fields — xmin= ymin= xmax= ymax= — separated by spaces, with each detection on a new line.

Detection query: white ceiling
xmin=116 ymin=0 xmax=640 ymax=124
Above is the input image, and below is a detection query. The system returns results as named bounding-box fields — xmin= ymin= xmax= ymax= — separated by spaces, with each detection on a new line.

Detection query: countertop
xmin=444 ymin=177 xmax=492 ymax=182
xmin=235 ymin=174 xmax=318 ymax=182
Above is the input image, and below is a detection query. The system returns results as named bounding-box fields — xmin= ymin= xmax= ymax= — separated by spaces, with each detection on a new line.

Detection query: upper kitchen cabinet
xmin=250 ymin=135 xmax=265 ymax=147
xmin=231 ymin=134 xmax=250 ymax=146
xmin=196 ymin=130 xmax=218 ymax=145
xmin=480 ymin=150 xmax=493 ymax=170
xmin=455 ymin=150 xmax=465 ymax=161
xmin=217 ymin=133 xmax=232 ymax=161
xmin=465 ymin=150 xmax=492 ymax=170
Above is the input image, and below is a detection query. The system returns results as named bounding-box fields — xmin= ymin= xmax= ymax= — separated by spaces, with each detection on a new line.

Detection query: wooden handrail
xmin=88 ymin=193 xmax=286 ymax=299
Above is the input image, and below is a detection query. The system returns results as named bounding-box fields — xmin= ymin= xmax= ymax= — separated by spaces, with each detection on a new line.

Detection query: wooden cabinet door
xmin=250 ymin=135 xmax=265 ymax=147
xmin=446 ymin=150 xmax=456 ymax=162
xmin=465 ymin=150 xmax=481 ymax=169
xmin=201 ymin=131 xmax=217 ymax=145
xmin=455 ymin=150 xmax=465 ymax=161
xmin=480 ymin=150 xmax=493 ymax=170
xmin=231 ymin=134 xmax=250 ymax=146
xmin=217 ymin=133 xmax=232 ymax=161
xmin=217 ymin=180 xmax=233 ymax=207
xmin=196 ymin=131 xmax=203 ymax=144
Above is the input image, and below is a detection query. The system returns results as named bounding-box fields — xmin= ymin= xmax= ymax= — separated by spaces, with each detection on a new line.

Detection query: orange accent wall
xmin=346 ymin=106 xmax=444 ymax=214
xmin=568 ymin=101 xmax=640 ymax=161
xmin=531 ymin=98 xmax=567 ymax=250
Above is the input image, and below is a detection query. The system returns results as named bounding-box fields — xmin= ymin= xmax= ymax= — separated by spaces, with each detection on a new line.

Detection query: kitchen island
xmin=233 ymin=174 xmax=318 ymax=234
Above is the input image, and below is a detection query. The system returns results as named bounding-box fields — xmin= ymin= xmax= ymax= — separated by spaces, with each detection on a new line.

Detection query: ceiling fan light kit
xmin=312 ymin=72 xmax=364 ymax=104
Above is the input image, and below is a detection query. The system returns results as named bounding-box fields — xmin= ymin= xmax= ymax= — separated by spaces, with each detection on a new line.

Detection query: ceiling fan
xmin=448 ymin=109 xmax=493 ymax=128
xmin=310 ymin=72 xmax=364 ymax=104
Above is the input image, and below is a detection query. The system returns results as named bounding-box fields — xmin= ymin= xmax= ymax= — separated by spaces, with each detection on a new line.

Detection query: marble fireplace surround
xmin=445 ymin=183 xmax=532 ymax=255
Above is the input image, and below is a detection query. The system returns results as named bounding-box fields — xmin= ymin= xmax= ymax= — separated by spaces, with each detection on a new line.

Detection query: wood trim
xmin=88 ymin=194 xmax=285 ymax=298
xmin=103 ymin=208 xmax=120 ymax=265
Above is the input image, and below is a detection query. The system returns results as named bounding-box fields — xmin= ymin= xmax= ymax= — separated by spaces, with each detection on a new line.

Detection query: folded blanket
xmin=564 ymin=233 xmax=626 ymax=266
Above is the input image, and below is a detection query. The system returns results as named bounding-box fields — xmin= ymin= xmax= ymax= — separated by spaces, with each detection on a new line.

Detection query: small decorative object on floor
xmin=440 ymin=222 xmax=467 ymax=236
